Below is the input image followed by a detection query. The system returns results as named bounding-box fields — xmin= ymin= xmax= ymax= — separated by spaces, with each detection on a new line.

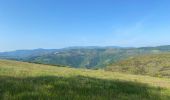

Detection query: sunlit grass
xmin=0 ymin=60 xmax=170 ymax=100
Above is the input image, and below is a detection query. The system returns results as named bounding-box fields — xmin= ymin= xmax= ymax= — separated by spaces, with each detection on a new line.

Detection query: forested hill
xmin=106 ymin=53 xmax=170 ymax=78
xmin=1 ymin=45 xmax=170 ymax=69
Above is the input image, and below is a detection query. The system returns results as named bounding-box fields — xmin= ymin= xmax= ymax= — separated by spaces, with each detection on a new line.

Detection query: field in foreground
xmin=0 ymin=60 xmax=170 ymax=100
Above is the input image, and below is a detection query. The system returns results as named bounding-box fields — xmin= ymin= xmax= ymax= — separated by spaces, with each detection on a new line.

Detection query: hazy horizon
xmin=1 ymin=0 xmax=170 ymax=51
xmin=1 ymin=44 xmax=170 ymax=52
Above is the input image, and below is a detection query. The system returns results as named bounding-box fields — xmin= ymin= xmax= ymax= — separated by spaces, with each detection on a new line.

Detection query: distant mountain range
xmin=1 ymin=45 xmax=170 ymax=69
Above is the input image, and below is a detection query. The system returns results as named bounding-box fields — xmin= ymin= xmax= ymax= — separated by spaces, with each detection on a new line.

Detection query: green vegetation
xmin=0 ymin=60 xmax=170 ymax=100
xmin=107 ymin=53 xmax=170 ymax=78
xmin=2 ymin=45 xmax=170 ymax=69
xmin=27 ymin=48 xmax=130 ymax=69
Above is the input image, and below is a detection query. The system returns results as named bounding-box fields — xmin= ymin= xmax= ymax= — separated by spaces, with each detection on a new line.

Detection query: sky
xmin=0 ymin=0 xmax=170 ymax=51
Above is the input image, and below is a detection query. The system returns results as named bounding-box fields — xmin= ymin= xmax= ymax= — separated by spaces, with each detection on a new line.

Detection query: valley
xmin=1 ymin=45 xmax=170 ymax=99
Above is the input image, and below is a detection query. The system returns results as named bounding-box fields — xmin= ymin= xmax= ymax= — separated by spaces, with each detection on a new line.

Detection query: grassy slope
xmin=107 ymin=53 xmax=170 ymax=78
xmin=0 ymin=60 xmax=170 ymax=100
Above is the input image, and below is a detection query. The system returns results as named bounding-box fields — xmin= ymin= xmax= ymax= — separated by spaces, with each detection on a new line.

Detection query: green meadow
xmin=0 ymin=60 xmax=170 ymax=100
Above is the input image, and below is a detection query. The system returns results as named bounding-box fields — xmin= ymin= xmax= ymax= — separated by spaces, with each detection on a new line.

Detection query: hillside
xmin=0 ymin=48 xmax=135 ymax=68
xmin=1 ymin=45 xmax=170 ymax=69
xmin=107 ymin=53 xmax=170 ymax=78
xmin=0 ymin=60 xmax=170 ymax=100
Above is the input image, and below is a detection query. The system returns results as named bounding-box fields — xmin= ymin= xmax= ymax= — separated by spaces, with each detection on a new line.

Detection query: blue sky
xmin=0 ymin=0 xmax=170 ymax=51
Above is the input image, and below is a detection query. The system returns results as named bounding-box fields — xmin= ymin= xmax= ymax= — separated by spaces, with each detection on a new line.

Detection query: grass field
xmin=0 ymin=60 xmax=170 ymax=100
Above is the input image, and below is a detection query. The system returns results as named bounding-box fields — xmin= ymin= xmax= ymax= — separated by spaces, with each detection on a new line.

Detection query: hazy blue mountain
xmin=0 ymin=45 xmax=170 ymax=68
xmin=0 ymin=49 xmax=58 ymax=60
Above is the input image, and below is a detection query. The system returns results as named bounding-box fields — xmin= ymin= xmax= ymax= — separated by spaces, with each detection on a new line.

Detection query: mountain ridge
xmin=1 ymin=45 xmax=170 ymax=68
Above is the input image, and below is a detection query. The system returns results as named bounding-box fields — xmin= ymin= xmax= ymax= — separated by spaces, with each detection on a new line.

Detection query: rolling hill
xmin=1 ymin=45 xmax=170 ymax=69
xmin=0 ymin=60 xmax=170 ymax=100
xmin=106 ymin=53 xmax=170 ymax=78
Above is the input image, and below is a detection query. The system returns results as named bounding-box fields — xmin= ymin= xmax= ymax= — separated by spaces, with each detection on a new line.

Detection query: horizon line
xmin=1 ymin=44 xmax=170 ymax=52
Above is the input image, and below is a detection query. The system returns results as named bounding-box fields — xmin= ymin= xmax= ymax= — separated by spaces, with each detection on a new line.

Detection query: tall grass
xmin=0 ymin=60 xmax=170 ymax=100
